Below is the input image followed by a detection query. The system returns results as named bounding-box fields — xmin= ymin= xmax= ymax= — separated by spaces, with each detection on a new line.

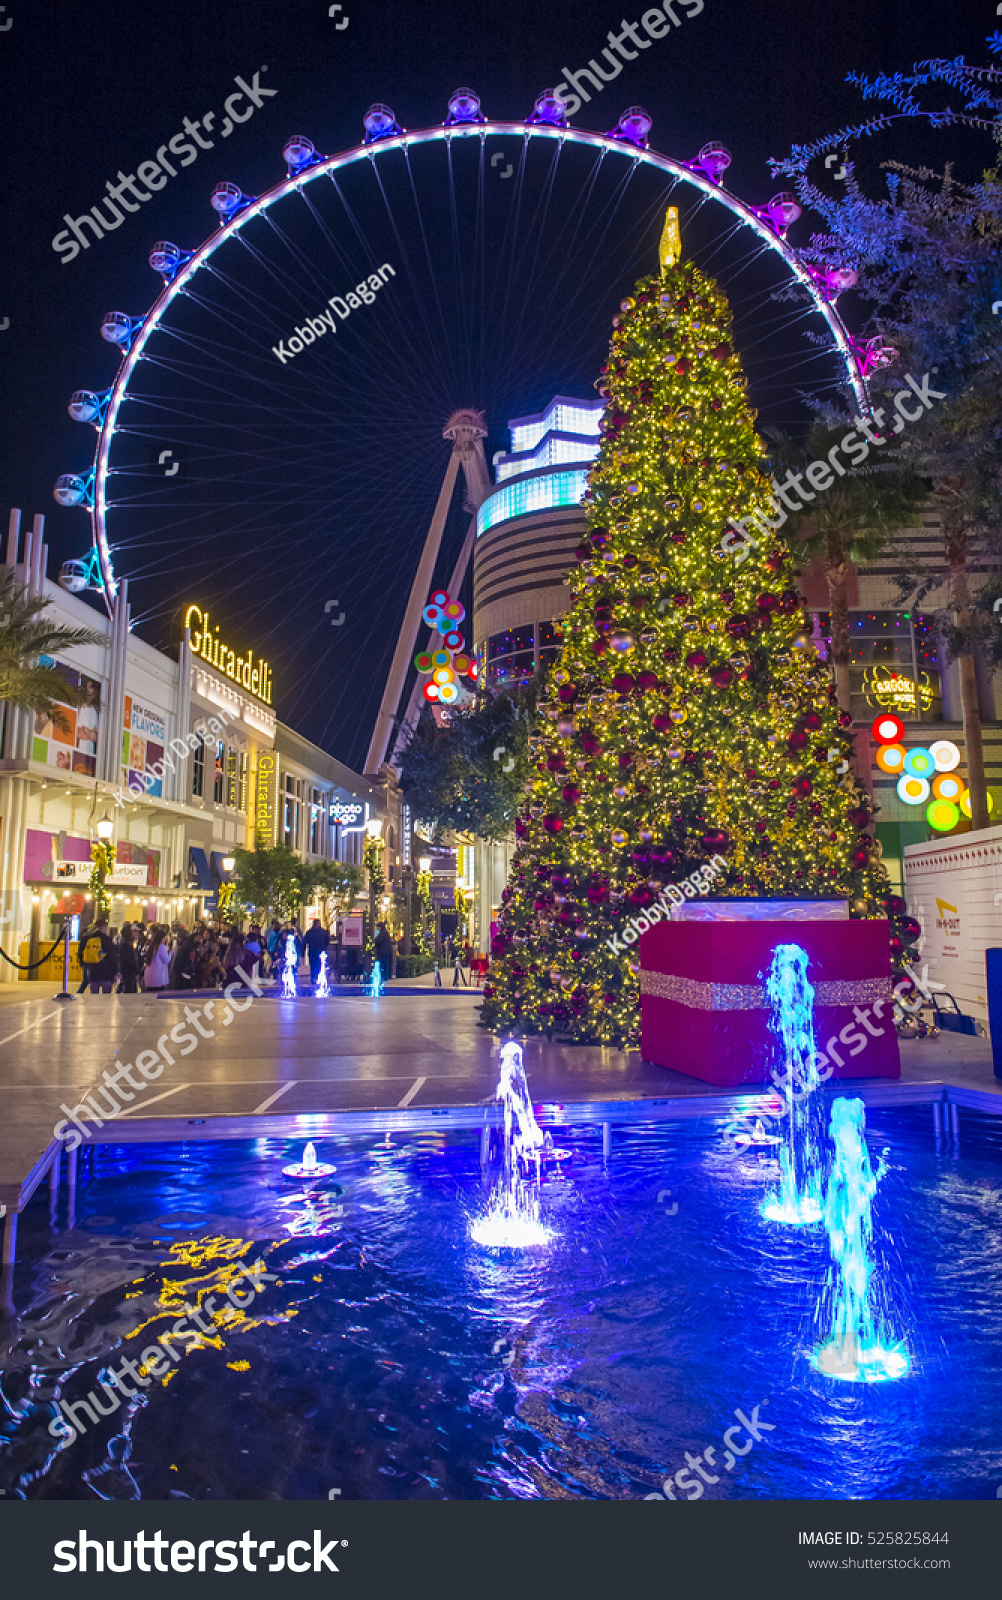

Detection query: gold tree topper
xmin=659 ymin=207 xmax=682 ymax=271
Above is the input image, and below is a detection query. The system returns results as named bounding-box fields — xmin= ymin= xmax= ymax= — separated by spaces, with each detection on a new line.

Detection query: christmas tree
xmin=481 ymin=213 xmax=903 ymax=1048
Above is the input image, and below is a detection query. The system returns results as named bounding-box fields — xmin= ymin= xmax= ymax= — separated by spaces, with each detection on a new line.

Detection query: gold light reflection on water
xmin=123 ymin=1232 xmax=293 ymax=1383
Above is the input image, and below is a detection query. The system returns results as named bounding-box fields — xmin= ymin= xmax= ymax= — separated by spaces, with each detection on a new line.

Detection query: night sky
xmin=1 ymin=0 xmax=996 ymax=770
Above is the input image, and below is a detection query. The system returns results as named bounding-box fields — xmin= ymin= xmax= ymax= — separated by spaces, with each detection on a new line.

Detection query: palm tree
xmin=0 ymin=567 xmax=104 ymax=729
xmin=765 ymin=422 xmax=929 ymax=718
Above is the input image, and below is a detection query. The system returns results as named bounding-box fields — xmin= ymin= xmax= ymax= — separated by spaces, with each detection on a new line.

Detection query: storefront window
xmin=282 ymin=773 xmax=302 ymax=849
xmin=309 ymin=787 xmax=324 ymax=854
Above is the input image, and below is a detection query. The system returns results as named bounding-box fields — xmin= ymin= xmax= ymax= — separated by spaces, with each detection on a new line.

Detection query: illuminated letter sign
xmin=184 ymin=604 xmax=274 ymax=706
xmin=329 ymin=799 xmax=364 ymax=827
xmin=254 ymin=752 xmax=277 ymax=846
xmin=863 ymin=666 xmax=933 ymax=715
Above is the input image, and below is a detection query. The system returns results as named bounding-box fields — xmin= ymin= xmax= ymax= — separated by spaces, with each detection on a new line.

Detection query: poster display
xmin=31 ymin=658 xmax=102 ymax=778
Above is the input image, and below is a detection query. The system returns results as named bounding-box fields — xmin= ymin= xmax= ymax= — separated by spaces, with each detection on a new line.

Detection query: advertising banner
xmin=31 ymin=658 xmax=102 ymax=779
xmin=122 ymin=695 xmax=167 ymax=798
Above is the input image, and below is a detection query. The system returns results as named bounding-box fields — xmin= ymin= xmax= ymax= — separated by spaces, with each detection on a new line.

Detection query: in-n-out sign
xmin=330 ymin=800 xmax=364 ymax=826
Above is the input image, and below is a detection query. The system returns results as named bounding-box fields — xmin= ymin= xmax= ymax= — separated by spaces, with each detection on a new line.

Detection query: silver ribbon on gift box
xmin=639 ymin=971 xmax=892 ymax=1011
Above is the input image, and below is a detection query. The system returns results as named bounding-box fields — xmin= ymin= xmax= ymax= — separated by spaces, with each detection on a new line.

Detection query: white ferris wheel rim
xmin=84 ymin=117 xmax=866 ymax=610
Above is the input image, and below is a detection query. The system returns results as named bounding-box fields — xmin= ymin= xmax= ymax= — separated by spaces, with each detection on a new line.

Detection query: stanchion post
xmin=55 ymin=921 xmax=75 ymax=1001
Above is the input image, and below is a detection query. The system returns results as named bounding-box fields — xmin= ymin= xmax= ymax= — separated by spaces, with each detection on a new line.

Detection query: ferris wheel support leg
xmin=390 ymin=513 xmax=479 ymax=767
xmin=364 ymin=450 xmax=463 ymax=776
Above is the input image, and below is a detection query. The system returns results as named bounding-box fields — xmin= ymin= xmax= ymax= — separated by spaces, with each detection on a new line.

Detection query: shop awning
xmin=209 ymin=850 xmax=229 ymax=883
xmin=188 ymin=846 xmax=213 ymax=891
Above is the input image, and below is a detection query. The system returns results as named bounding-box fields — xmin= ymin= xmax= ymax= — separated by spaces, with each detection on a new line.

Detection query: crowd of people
xmin=73 ymin=916 xmax=388 ymax=993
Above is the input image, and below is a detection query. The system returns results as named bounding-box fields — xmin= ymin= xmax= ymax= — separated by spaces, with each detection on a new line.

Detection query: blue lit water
xmin=1 ymin=1105 xmax=1000 ymax=1501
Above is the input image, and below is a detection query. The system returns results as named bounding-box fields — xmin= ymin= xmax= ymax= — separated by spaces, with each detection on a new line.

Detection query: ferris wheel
xmin=52 ymin=87 xmax=867 ymax=764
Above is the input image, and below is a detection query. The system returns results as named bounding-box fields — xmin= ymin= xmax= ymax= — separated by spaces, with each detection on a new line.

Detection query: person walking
xmin=143 ymin=925 xmax=171 ymax=992
xmin=265 ymin=919 xmax=282 ymax=976
xmin=374 ymin=921 xmax=395 ymax=983
xmin=245 ymin=923 xmax=263 ymax=984
xmin=171 ymin=927 xmax=199 ymax=990
xmin=79 ymin=917 xmax=119 ymax=995
xmin=223 ymin=927 xmax=252 ymax=989
xmin=303 ymin=918 xmax=330 ymax=986
xmin=119 ymin=923 xmax=140 ymax=994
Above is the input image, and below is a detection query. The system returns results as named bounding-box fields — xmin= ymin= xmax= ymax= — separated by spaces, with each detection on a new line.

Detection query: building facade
xmin=0 ymin=511 xmax=401 ymax=979
xmin=473 ymin=396 xmax=602 ymax=686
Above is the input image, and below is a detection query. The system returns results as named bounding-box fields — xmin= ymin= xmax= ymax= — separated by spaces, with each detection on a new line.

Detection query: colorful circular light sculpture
xmin=931 ymin=772 xmax=963 ymax=802
xmin=415 ymin=589 xmax=469 ymax=704
xmin=876 ymin=743 xmax=906 ymax=775
xmin=927 ymin=799 xmax=960 ymax=832
xmin=929 ymin=740 xmax=961 ymax=772
xmin=903 ymin=746 xmax=935 ymax=778
xmin=897 ymin=774 xmax=930 ymax=805
xmin=871 ymin=713 xmax=904 ymax=744
xmin=960 ymin=789 xmax=994 ymax=818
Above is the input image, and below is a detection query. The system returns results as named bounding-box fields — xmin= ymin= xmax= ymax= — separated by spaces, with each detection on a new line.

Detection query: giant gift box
xmin=639 ymin=902 xmax=900 ymax=1087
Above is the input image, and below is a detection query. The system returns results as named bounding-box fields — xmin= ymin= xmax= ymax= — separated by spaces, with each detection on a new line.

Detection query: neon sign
xmin=863 ymin=667 xmax=933 ymax=714
xmin=329 ymin=800 xmax=364 ymax=826
xmin=184 ymin=605 xmax=273 ymax=704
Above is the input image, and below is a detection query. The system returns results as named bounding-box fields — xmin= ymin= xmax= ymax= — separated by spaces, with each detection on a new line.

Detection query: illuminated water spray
xmin=760 ymin=944 xmax=824 ymax=1226
xmin=281 ymin=933 xmax=298 ymax=999
xmin=367 ymin=960 xmax=383 ymax=998
xmin=283 ymin=1140 xmax=336 ymax=1179
xmin=471 ymin=1041 xmax=552 ymax=1248
xmin=315 ymin=950 xmax=331 ymax=997
xmin=812 ymin=1097 xmax=908 ymax=1382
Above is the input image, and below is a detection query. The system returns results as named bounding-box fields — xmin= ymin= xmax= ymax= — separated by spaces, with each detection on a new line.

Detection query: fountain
xmin=759 ymin=944 xmax=825 ymax=1226
xmin=812 ymin=1097 xmax=908 ymax=1382
xmin=283 ymin=1140 xmax=336 ymax=1179
xmin=315 ymin=950 xmax=331 ymax=997
xmin=281 ymin=933 xmax=298 ymax=999
xmin=367 ymin=960 xmax=383 ymax=998
xmin=471 ymin=1041 xmax=552 ymax=1247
